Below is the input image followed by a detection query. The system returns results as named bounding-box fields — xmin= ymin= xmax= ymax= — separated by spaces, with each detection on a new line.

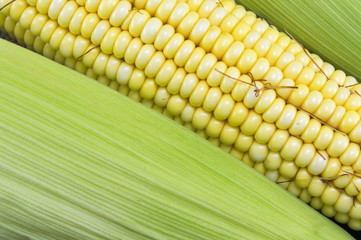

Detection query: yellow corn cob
xmin=1 ymin=0 xmax=361 ymax=231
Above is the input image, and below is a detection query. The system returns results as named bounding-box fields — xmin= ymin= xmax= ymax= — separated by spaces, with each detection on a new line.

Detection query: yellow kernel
xmin=243 ymin=31 xmax=261 ymax=49
xmin=129 ymin=11 xmax=150 ymax=38
xmin=250 ymin=57 xmax=270 ymax=80
xmin=333 ymin=166 xmax=353 ymax=189
xmin=308 ymin=151 xmax=328 ymax=175
xmin=185 ymin=47 xmax=206 ymax=73
xmin=333 ymin=87 xmax=350 ymax=106
xmin=265 ymin=43 xmax=284 ymax=65
xmin=241 ymin=110 xmax=263 ymax=136
xmin=199 ymin=26 xmax=221 ymax=52
xmin=214 ymin=94 xmax=235 ymax=120
xmin=101 ymin=27 xmax=121 ymax=55
xmin=294 ymin=168 xmax=312 ymax=189
xmin=309 ymin=197 xmax=323 ymax=210
xmin=283 ymin=61 xmax=303 ymax=80
xmin=197 ymin=0 xmax=217 ymax=18
xmin=154 ymin=87 xmax=170 ymax=107
xmin=331 ymin=70 xmax=346 ymax=86
xmin=91 ymin=20 xmax=111 ymax=46
xmin=339 ymin=111 xmax=360 ymax=134
xmin=276 ymin=104 xmax=297 ymax=130
xmin=166 ymin=95 xmax=187 ymax=116
xmin=314 ymin=99 xmax=336 ymax=122
xmin=295 ymin=144 xmax=316 ymax=167
xmin=113 ymin=31 xmax=131 ymax=58
xmin=80 ymin=13 xmax=100 ymax=39
xmin=220 ymin=67 xmax=239 ymax=93
xmin=124 ymin=38 xmax=143 ymax=65
xmin=243 ymin=82 xmax=263 ymax=108
xmin=288 ymin=111 xmax=310 ymax=136
xmin=154 ymin=25 xmax=175 ymax=50
xmin=231 ymin=21 xmax=251 ymax=41
xmin=280 ymin=137 xmax=302 ymax=161
xmin=10 ymin=0 xmax=28 ymax=22
xmin=59 ymin=32 xmax=75 ymax=57
xmin=208 ymin=5 xmax=228 ymax=26
xmin=154 ymin=59 xmax=177 ymax=87
xmin=231 ymin=75 xmax=252 ymax=101
xmin=320 ymin=80 xmax=339 ymax=99
xmin=344 ymin=94 xmax=361 ymax=111
xmin=321 ymin=185 xmax=341 ymax=206
xmin=174 ymin=40 xmax=196 ymax=67
xmin=335 ymin=213 xmax=350 ymax=224
xmin=135 ymin=44 xmax=156 ymax=70
xmin=18 ymin=7 xmax=37 ymax=30
xmin=313 ymin=125 xmax=334 ymax=150
xmin=236 ymin=49 xmax=257 ymax=73
xmin=48 ymin=0 xmax=66 ymax=20
xmin=140 ymin=17 xmax=163 ymax=44
xmin=205 ymin=117 xmax=225 ymax=138
xmin=346 ymin=177 xmax=361 ymax=197
xmin=197 ymin=53 xmax=218 ymax=80
xmin=308 ymin=179 xmax=326 ymax=197
xmin=327 ymin=132 xmax=349 ymax=158
xmin=109 ymin=1 xmax=132 ymax=27
xmin=105 ymin=55 xmax=121 ymax=81
xmin=144 ymin=51 xmax=165 ymax=78
xmin=265 ymin=170 xmax=280 ymax=182
xmin=335 ymin=193 xmax=353 ymax=213
xmin=97 ymin=0 xmax=119 ymax=19
xmin=203 ymin=87 xmax=222 ymax=111
xmin=189 ymin=81 xmax=209 ymax=107
xmin=192 ymin=108 xmax=212 ymax=130
xmin=167 ymin=2 xmax=189 ymax=27
xmin=309 ymin=73 xmax=327 ymax=91
xmin=268 ymin=129 xmax=289 ymax=152
xmin=277 ymin=33 xmax=291 ymax=48
xmin=276 ymin=78 xmax=295 ymax=99
xmin=253 ymin=37 xmax=271 ymax=57
xmin=242 ymin=154 xmax=255 ymax=168
xmin=58 ymin=1 xmax=78 ymax=28
xmin=235 ymin=133 xmax=254 ymax=153
xmin=340 ymin=143 xmax=360 ymax=166
xmin=49 ymin=26 xmax=67 ymax=50
xmin=262 ymin=98 xmax=285 ymax=123
xmin=93 ymin=52 xmax=109 ymax=76
xmin=254 ymin=89 xmax=276 ymax=114
xmin=327 ymin=106 xmax=346 ymax=128
xmin=301 ymin=90 xmax=323 ymax=113
xmin=128 ymin=69 xmax=145 ymax=91
xmin=296 ymin=66 xmax=315 ymax=85
xmin=279 ymin=161 xmax=299 ymax=179
xmin=285 ymin=42 xmax=303 ymax=55
xmin=163 ymin=33 xmax=184 ymax=59
xmin=116 ymin=62 xmax=133 ymax=85
xmin=264 ymin=151 xmax=282 ymax=170
xmin=139 ymin=78 xmax=158 ymax=100
xmin=287 ymin=181 xmax=302 ymax=197
xmin=212 ymin=33 xmax=233 ymax=60
xmin=348 ymin=219 xmax=361 ymax=231
xmin=249 ymin=142 xmax=268 ymax=163
xmin=85 ymin=0 xmax=100 ymax=13
xmin=177 ymin=11 xmax=199 ymax=38
xmin=154 ymin=0 xmax=177 ymax=23
xmin=180 ymin=103 xmax=195 ymax=123
xmin=228 ymin=102 xmax=249 ymax=127
xmin=349 ymin=122 xmax=361 ymax=143
xmin=321 ymin=157 xmax=341 ymax=179
xmin=220 ymin=123 xmax=239 ymax=145
xmin=262 ymin=26 xmax=280 ymax=43
xmin=219 ymin=12 xmax=239 ymax=33
xmin=254 ymin=122 xmax=276 ymax=144
xmin=189 ymin=18 xmax=211 ymax=45
xmin=180 ymin=73 xmax=199 ymax=98
xmin=263 ymin=66 xmax=283 ymax=86
xmin=301 ymin=119 xmax=321 ymax=143
xmin=167 ymin=68 xmax=186 ymax=95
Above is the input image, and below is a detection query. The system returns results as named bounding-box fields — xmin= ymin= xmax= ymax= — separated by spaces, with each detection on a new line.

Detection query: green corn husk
xmin=237 ymin=0 xmax=361 ymax=82
xmin=0 ymin=39 xmax=353 ymax=239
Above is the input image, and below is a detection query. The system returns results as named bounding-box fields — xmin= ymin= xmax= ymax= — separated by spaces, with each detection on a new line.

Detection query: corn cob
xmin=1 ymin=0 xmax=361 ymax=231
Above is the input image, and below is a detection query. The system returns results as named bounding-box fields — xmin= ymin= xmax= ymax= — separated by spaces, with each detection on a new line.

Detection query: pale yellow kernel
xmin=113 ymin=31 xmax=131 ymax=58
xmin=219 ymin=0 xmax=236 ymax=13
xmin=197 ymin=53 xmax=218 ymax=80
xmin=263 ymin=66 xmax=283 ymax=86
xmin=180 ymin=73 xmax=199 ymax=98
xmin=314 ymin=99 xmax=336 ymax=122
xmin=321 ymin=185 xmax=341 ymax=206
xmin=189 ymin=81 xmax=209 ymax=107
xmin=262 ymin=27 xmax=279 ymax=43
xmin=58 ymin=1 xmax=78 ymax=28
xmin=167 ymin=68 xmax=186 ymax=94
xmin=276 ymin=104 xmax=297 ymax=130
xmin=153 ymin=24 xmax=175 ymax=50
xmin=249 ymin=57 xmax=270 ymax=80
xmin=91 ymin=20 xmax=111 ymax=46
xmin=13 ymin=24 xmax=26 ymax=45
xmin=333 ymin=87 xmax=350 ymax=106
xmin=295 ymin=144 xmax=316 ymax=167
xmin=163 ymin=33 xmax=184 ymax=59
xmin=84 ymin=0 xmax=100 ymax=13
xmin=174 ymin=40 xmax=195 ymax=67
xmin=80 ymin=13 xmax=100 ymax=39
xmin=141 ymin=98 xmax=155 ymax=109
xmin=264 ymin=152 xmax=282 ymax=170
xmin=109 ymin=1 xmax=131 ymax=27
xmin=207 ymin=137 xmax=221 ymax=147
xmin=74 ymin=61 xmax=87 ymax=74
xmin=105 ymin=56 xmax=121 ymax=80
xmin=129 ymin=11 xmax=150 ymax=38
xmin=335 ymin=193 xmax=353 ymax=213
xmin=100 ymin=27 xmax=121 ymax=54
xmin=251 ymin=19 xmax=269 ymax=34
xmin=344 ymin=94 xmax=361 ymax=111
xmin=327 ymin=132 xmax=349 ymax=158
xmin=230 ymin=75 xmax=252 ymax=101
xmin=140 ymin=18 xmax=162 ymax=44
xmin=219 ymin=13 xmax=239 ymax=33
xmin=348 ymin=219 xmax=361 ymax=231
xmin=154 ymin=87 xmax=170 ymax=107
xmin=236 ymin=48 xmax=257 ymax=73
xmin=220 ymin=123 xmax=239 ymax=145
xmin=212 ymin=33 xmax=233 ymax=60
xmin=214 ymin=94 xmax=235 ymax=120
xmin=254 ymin=122 xmax=276 ymax=144
xmin=249 ymin=142 xmax=268 ymax=163
xmin=346 ymin=177 xmax=361 ymax=197
xmin=241 ymin=110 xmax=262 ymax=136
xmin=253 ymin=37 xmax=271 ymax=57
xmin=185 ymin=47 xmax=206 ymax=73
xmin=333 ymin=166 xmax=353 ymax=189
xmin=309 ymin=73 xmax=327 ymax=91
xmin=243 ymin=31 xmax=261 ymax=49
xmin=265 ymin=169 xmax=280 ymax=182
xmin=340 ymin=143 xmax=360 ymax=166
xmin=321 ymin=158 xmax=341 ymax=179
xmin=155 ymin=59 xmax=177 ymax=87
xmin=33 ymin=37 xmax=45 ymax=54
xmin=35 ymin=0 xmax=51 ymax=14
xmin=154 ymin=0 xmax=177 ymax=23
xmin=85 ymin=68 xmax=97 ymax=79
xmin=262 ymin=98 xmax=285 ymax=123
xmin=339 ymin=111 xmax=359 ymax=134
xmin=166 ymin=95 xmax=187 ymax=116
xmin=277 ymin=176 xmax=290 ymax=189
xmin=9 ymin=1 xmax=27 ymax=23
xmin=287 ymin=84 xmax=309 ymax=106
xmin=254 ymin=89 xmax=276 ymax=114
xmin=307 ymin=54 xmax=323 ymax=72
xmin=93 ymin=52 xmax=109 ymax=76
xmin=116 ymin=62 xmax=133 ymax=85
xmin=59 ymin=33 xmax=75 ymax=57
xmin=139 ymin=78 xmax=157 ymax=100
xmin=243 ymin=82 xmax=263 ymax=109
xmin=189 ymin=18 xmax=211 ymax=45
xmin=308 ymin=179 xmax=326 ymax=197
xmin=301 ymin=90 xmax=323 ymax=113
xmin=287 ymin=181 xmax=302 ymax=197
xmin=144 ymin=51 xmax=165 ymax=78
xmin=203 ymin=87 xmax=222 ymax=111
xmin=127 ymin=69 xmax=145 ymax=91
xmin=279 ymin=161 xmax=299 ymax=179
xmin=285 ymin=41 xmax=303 ymax=55
xmin=97 ymin=76 xmax=111 ymax=86
xmin=42 ymin=43 xmax=56 ymax=59
xmin=301 ymin=119 xmax=321 ymax=143
xmin=97 ymin=0 xmax=119 ymax=19
xmin=331 ymin=70 xmax=346 ymax=86
xmin=192 ymin=108 xmax=212 ymax=130
xmin=229 ymin=148 xmax=244 ymax=161
xmin=309 ymin=197 xmax=323 ymax=210
xmin=231 ymin=21 xmax=251 ymax=41
xmin=349 ymin=122 xmax=361 ymax=143
xmin=345 ymin=76 xmax=358 ymax=86
xmin=197 ymin=0 xmax=217 ymax=18
xmin=135 ymin=45 xmax=156 ymax=70
xmin=228 ymin=102 xmax=249 ymax=127
xmin=72 ymin=35 xmax=91 ymax=59
xmin=335 ymin=213 xmax=350 ymax=224
xmin=280 ymin=137 xmax=302 ymax=161
xmin=265 ymin=43 xmax=284 ymax=65
xmin=208 ymin=5 xmax=228 ymax=26
xmin=296 ymin=66 xmax=315 ymax=85
xmin=199 ymin=26 xmax=221 ymax=52
xmin=253 ymin=162 xmax=267 ymax=174
xmin=49 ymin=27 xmax=67 ymax=50
xmin=235 ymin=133 xmax=254 ymax=153
xmin=283 ymin=61 xmax=303 ymax=80
xmin=206 ymin=117 xmax=225 ymax=138
xmin=18 ymin=7 xmax=37 ymax=30
xmin=276 ymin=33 xmax=291 ymax=48
xmin=294 ymin=168 xmax=312 ymax=189
xmin=327 ymin=106 xmax=346 ymax=128
xmin=321 ymin=62 xmax=335 ymax=78
xmin=242 ymin=14 xmax=257 ymax=26
xmin=124 ymin=38 xmax=143 ymax=65
xmin=313 ymin=125 xmax=333 ymax=150
xmin=180 ymin=103 xmax=195 ymax=123
xmin=220 ymin=67 xmax=239 ymax=93
xmin=187 ymin=0 xmax=203 ymax=11
xmin=275 ymin=51 xmax=295 ymax=70
xmin=295 ymin=51 xmax=310 ymax=66
xmin=220 ymin=144 xmax=232 ymax=153
xmin=276 ymin=78 xmax=295 ymax=99
xmin=268 ymin=129 xmax=289 ymax=152
xmin=308 ymin=151 xmax=328 ymax=175
xmin=48 ymin=0 xmax=66 ymax=20
xmin=167 ymin=2 xmax=190 ymax=27
xmin=177 ymin=11 xmax=199 ymax=38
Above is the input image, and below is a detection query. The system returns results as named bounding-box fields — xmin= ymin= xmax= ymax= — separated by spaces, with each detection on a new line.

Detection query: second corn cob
xmin=1 ymin=0 xmax=361 ymax=230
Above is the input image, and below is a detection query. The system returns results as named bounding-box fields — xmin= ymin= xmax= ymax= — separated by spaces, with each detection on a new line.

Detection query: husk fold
xmin=0 ymin=39 xmax=353 ymax=239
